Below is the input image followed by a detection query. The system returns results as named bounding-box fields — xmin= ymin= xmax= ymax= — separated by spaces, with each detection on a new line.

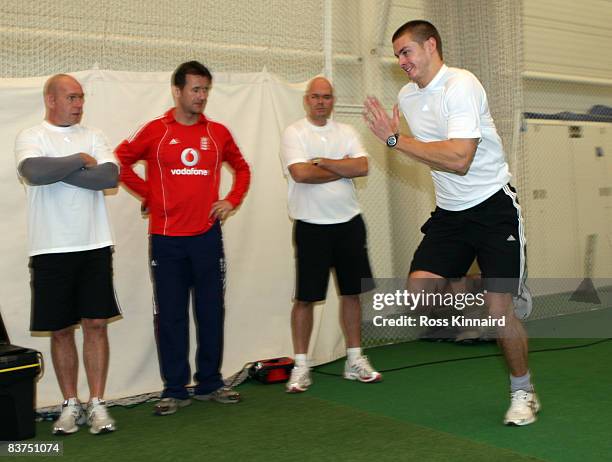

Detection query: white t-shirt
xmin=15 ymin=121 xmax=116 ymax=256
xmin=398 ymin=64 xmax=511 ymax=211
xmin=280 ymin=118 xmax=367 ymax=224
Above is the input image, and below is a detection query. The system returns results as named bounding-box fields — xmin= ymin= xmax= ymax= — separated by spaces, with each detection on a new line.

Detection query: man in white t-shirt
xmin=280 ymin=77 xmax=381 ymax=393
xmin=363 ymin=20 xmax=539 ymax=426
xmin=14 ymin=74 xmax=120 ymax=435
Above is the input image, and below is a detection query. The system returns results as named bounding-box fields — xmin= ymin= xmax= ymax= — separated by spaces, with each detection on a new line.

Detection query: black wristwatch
xmin=386 ymin=133 xmax=399 ymax=148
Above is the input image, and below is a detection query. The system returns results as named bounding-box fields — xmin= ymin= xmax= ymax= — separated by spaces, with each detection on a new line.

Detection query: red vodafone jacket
xmin=116 ymin=109 xmax=251 ymax=236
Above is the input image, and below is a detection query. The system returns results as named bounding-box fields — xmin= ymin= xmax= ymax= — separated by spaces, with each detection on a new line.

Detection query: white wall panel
xmin=522 ymin=121 xmax=580 ymax=280
xmin=523 ymin=120 xmax=612 ymax=286
xmin=524 ymin=80 xmax=612 ymax=113
xmin=523 ymin=0 xmax=612 ymax=79
xmin=571 ymin=125 xmax=612 ymax=279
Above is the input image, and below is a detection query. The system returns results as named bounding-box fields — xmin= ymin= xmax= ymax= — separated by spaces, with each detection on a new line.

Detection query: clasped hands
xmin=362 ymin=96 xmax=400 ymax=143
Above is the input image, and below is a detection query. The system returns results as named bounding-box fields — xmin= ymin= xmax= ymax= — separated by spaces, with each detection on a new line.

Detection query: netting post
xmin=323 ymin=0 xmax=333 ymax=83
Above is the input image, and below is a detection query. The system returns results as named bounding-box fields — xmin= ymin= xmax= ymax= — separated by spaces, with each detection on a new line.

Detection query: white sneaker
xmin=513 ymin=285 xmax=533 ymax=320
xmin=286 ymin=365 xmax=312 ymax=393
xmin=344 ymin=356 xmax=382 ymax=383
xmin=504 ymin=389 xmax=541 ymax=426
xmin=52 ymin=398 xmax=86 ymax=435
xmin=87 ymin=398 xmax=116 ymax=434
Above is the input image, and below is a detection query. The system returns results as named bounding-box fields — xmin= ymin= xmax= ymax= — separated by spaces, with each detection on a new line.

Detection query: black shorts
xmin=410 ymin=185 xmax=526 ymax=294
xmin=294 ymin=214 xmax=374 ymax=302
xmin=29 ymin=247 xmax=121 ymax=332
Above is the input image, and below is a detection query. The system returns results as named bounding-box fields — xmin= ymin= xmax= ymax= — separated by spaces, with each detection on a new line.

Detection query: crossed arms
xmin=18 ymin=153 xmax=118 ymax=190
xmin=288 ymin=156 xmax=368 ymax=184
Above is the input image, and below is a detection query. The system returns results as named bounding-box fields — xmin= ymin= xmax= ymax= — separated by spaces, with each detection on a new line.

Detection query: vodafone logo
xmin=173 ymin=147 xmax=208 ymax=176
xmin=181 ymin=148 xmax=199 ymax=167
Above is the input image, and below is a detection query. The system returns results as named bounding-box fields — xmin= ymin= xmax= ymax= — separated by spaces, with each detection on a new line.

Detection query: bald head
xmin=304 ymin=77 xmax=335 ymax=126
xmin=44 ymin=74 xmax=84 ymax=126
xmin=44 ymin=74 xmax=79 ymax=98
xmin=305 ymin=76 xmax=333 ymax=96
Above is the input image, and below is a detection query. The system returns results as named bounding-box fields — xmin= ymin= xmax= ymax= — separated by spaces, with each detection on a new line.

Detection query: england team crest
xmin=200 ymin=137 xmax=209 ymax=150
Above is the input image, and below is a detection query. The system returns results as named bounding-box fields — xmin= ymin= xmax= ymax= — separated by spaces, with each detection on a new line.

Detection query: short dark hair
xmin=172 ymin=61 xmax=212 ymax=89
xmin=392 ymin=20 xmax=443 ymax=59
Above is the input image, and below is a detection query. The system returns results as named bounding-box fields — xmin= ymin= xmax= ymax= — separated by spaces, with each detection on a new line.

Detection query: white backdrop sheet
xmin=0 ymin=69 xmax=349 ymax=407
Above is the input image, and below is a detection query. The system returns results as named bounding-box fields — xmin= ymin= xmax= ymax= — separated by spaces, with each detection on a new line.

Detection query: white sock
xmin=294 ymin=354 xmax=308 ymax=367
xmin=64 ymin=397 xmax=79 ymax=406
xmin=510 ymin=371 xmax=533 ymax=393
xmin=347 ymin=347 xmax=362 ymax=363
xmin=90 ymin=397 xmax=104 ymax=406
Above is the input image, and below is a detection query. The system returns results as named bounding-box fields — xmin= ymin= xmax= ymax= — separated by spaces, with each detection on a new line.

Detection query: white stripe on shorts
xmin=502 ymin=184 xmax=527 ymax=295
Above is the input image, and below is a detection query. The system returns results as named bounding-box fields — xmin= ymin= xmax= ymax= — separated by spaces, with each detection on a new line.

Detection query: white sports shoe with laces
xmin=513 ymin=285 xmax=533 ymax=320
xmin=504 ymin=389 xmax=541 ymax=426
xmin=344 ymin=356 xmax=382 ymax=383
xmin=53 ymin=398 xmax=86 ymax=435
xmin=286 ymin=365 xmax=312 ymax=393
xmin=87 ymin=398 xmax=116 ymax=434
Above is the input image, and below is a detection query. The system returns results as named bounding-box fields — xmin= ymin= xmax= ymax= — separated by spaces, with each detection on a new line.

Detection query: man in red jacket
xmin=116 ymin=61 xmax=251 ymax=416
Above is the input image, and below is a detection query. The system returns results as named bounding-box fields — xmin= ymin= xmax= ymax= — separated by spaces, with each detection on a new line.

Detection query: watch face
xmin=386 ymin=135 xmax=398 ymax=147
